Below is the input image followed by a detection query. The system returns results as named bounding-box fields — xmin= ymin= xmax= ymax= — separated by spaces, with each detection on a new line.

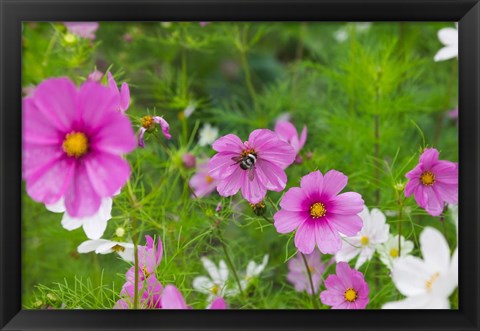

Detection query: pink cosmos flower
xmin=274 ymin=120 xmax=307 ymax=164
xmin=63 ymin=22 xmax=99 ymax=40
xmin=320 ymin=262 xmax=369 ymax=309
xmin=182 ymin=152 xmax=196 ymax=169
xmin=287 ymin=250 xmax=326 ymax=295
xmin=405 ymin=148 xmax=458 ymax=216
xmin=88 ymin=70 xmax=104 ymax=82
xmin=199 ymin=22 xmax=211 ymax=27
xmin=107 ymin=72 xmax=130 ymax=113
xmin=115 ymin=273 xmax=163 ymax=309
xmin=138 ymin=115 xmax=171 ymax=148
xmin=22 ymin=77 xmax=136 ymax=217
xmin=448 ymin=108 xmax=458 ymax=120
xmin=209 ymin=297 xmax=227 ymax=309
xmin=189 ymin=162 xmax=218 ymax=198
xmin=273 ymin=170 xmax=364 ymax=254
xmin=208 ymin=129 xmax=296 ymax=204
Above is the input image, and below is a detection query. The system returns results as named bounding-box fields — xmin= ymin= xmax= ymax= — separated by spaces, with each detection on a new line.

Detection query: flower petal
xmin=64 ymin=164 xmax=102 ymax=217
xmin=274 ymin=210 xmax=308 ymax=234
xmin=294 ymin=220 xmax=317 ymax=254
xmin=212 ymin=134 xmax=244 ymax=153
xmin=84 ymin=151 xmax=131 ymax=197
xmin=321 ymin=170 xmax=348 ymax=199
xmin=420 ymin=227 xmax=451 ymax=273
xmin=161 ymin=285 xmax=188 ymax=309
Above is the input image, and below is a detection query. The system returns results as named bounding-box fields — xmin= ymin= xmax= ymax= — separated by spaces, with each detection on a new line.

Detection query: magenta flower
xmin=273 ymin=170 xmax=364 ymax=254
xmin=137 ymin=235 xmax=163 ymax=276
xmin=115 ymin=273 xmax=163 ymax=309
xmin=208 ymin=129 xmax=296 ymax=204
xmin=22 ymin=78 xmax=136 ymax=217
xmin=448 ymin=107 xmax=458 ymax=119
xmin=63 ymin=22 xmax=99 ymax=40
xmin=404 ymin=148 xmax=458 ymax=216
xmin=287 ymin=250 xmax=326 ymax=295
xmin=182 ymin=152 xmax=197 ymax=169
xmin=209 ymin=297 xmax=227 ymax=309
xmin=138 ymin=115 xmax=171 ymax=148
xmin=189 ymin=162 xmax=218 ymax=198
xmin=320 ymin=262 xmax=369 ymax=309
xmin=274 ymin=120 xmax=307 ymax=163
xmin=199 ymin=22 xmax=211 ymax=27
xmin=107 ymin=72 xmax=130 ymax=113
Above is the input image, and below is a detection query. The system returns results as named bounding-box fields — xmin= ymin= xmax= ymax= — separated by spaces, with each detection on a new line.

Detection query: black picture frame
xmin=1 ymin=0 xmax=479 ymax=330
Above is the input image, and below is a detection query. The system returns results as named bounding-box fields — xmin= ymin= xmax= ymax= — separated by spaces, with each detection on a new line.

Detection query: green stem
xmin=217 ymin=229 xmax=244 ymax=297
xmin=397 ymin=197 xmax=404 ymax=256
xmin=301 ymin=253 xmax=319 ymax=309
xmin=266 ymin=196 xmax=279 ymax=212
xmin=127 ymin=181 xmax=140 ymax=309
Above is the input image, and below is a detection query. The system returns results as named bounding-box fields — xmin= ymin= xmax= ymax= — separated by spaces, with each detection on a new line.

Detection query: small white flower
xmin=378 ymin=234 xmax=414 ymax=271
xmin=383 ymin=227 xmax=458 ymax=309
xmin=334 ymin=29 xmax=348 ymax=43
xmin=198 ymin=124 xmax=219 ymax=147
xmin=240 ymin=255 xmax=269 ymax=290
xmin=115 ymin=227 xmax=126 ymax=238
xmin=46 ymin=197 xmax=113 ymax=240
xmin=434 ymin=23 xmax=458 ymax=62
xmin=335 ymin=206 xmax=390 ymax=269
xmin=77 ymin=239 xmax=134 ymax=262
xmin=193 ymin=257 xmax=239 ymax=303
xmin=356 ymin=22 xmax=372 ymax=33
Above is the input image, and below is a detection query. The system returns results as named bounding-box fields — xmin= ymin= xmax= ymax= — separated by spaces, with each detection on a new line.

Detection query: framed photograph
xmin=1 ymin=0 xmax=479 ymax=330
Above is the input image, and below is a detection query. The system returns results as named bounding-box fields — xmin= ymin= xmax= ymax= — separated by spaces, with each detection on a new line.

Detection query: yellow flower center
xmin=241 ymin=148 xmax=256 ymax=157
xmin=111 ymin=244 xmax=125 ymax=253
xmin=425 ymin=272 xmax=440 ymax=291
xmin=141 ymin=115 xmax=154 ymax=129
xmin=310 ymin=202 xmax=327 ymax=218
xmin=420 ymin=171 xmax=436 ymax=186
xmin=360 ymin=236 xmax=369 ymax=246
xmin=390 ymin=248 xmax=399 ymax=258
xmin=62 ymin=132 xmax=89 ymax=158
xmin=211 ymin=285 xmax=220 ymax=295
xmin=205 ymin=175 xmax=214 ymax=183
xmin=142 ymin=266 xmax=151 ymax=278
xmin=344 ymin=288 xmax=358 ymax=302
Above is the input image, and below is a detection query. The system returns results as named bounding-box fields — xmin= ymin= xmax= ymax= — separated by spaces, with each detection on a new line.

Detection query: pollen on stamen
xmin=310 ymin=202 xmax=327 ymax=218
xmin=141 ymin=115 xmax=154 ymax=129
xmin=344 ymin=288 xmax=358 ymax=302
xmin=62 ymin=131 xmax=89 ymax=158
xmin=420 ymin=171 xmax=436 ymax=186
xmin=425 ymin=272 xmax=440 ymax=291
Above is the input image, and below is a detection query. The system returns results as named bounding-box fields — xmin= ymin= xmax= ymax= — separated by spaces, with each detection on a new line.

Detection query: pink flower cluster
xmin=115 ymin=235 xmax=227 ymax=309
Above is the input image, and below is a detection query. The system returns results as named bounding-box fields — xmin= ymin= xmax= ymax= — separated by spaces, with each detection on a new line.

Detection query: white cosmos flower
xmin=77 ymin=239 xmax=134 ymax=262
xmin=198 ymin=123 xmax=219 ymax=147
xmin=378 ymin=234 xmax=414 ymax=271
xmin=46 ymin=197 xmax=113 ymax=240
xmin=434 ymin=23 xmax=458 ymax=62
xmin=193 ymin=257 xmax=239 ymax=303
xmin=335 ymin=206 xmax=389 ymax=269
xmin=240 ymin=255 xmax=269 ymax=290
xmin=383 ymin=227 xmax=458 ymax=309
